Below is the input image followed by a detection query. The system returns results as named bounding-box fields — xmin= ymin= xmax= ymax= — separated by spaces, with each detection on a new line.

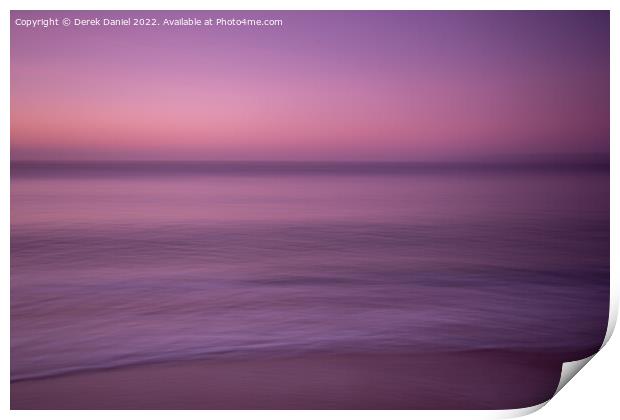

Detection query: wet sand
xmin=11 ymin=350 xmax=565 ymax=410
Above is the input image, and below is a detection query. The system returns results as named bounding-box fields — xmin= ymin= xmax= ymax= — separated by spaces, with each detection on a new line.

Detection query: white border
xmin=3 ymin=1 xmax=616 ymax=419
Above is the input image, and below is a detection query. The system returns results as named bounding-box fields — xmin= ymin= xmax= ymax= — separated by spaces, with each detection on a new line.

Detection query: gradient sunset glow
xmin=11 ymin=11 xmax=609 ymax=161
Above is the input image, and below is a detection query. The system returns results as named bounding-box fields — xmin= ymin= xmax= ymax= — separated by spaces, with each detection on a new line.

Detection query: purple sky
xmin=11 ymin=11 xmax=609 ymax=161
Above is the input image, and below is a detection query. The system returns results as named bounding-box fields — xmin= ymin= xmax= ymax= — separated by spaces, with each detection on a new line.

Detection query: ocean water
xmin=11 ymin=162 xmax=609 ymax=381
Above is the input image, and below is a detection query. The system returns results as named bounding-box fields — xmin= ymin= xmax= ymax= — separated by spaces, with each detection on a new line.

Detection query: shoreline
xmin=12 ymin=350 xmax=565 ymax=410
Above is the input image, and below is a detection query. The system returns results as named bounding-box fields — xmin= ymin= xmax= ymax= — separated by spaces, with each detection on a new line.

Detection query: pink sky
xmin=11 ymin=11 xmax=609 ymax=161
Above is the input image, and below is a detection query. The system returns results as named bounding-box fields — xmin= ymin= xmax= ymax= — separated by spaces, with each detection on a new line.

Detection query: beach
xmin=11 ymin=350 xmax=564 ymax=410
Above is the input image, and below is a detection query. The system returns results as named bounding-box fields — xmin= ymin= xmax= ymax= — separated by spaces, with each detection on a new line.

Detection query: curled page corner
xmin=497 ymin=354 xmax=598 ymax=419
xmin=554 ymin=355 xmax=595 ymax=396
xmin=552 ymin=310 xmax=613 ymax=398
xmin=495 ymin=401 xmax=548 ymax=419
xmin=550 ymin=291 xmax=618 ymax=400
xmin=551 ymin=295 xmax=619 ymax=393
xmin=519 ymin=303 xmax=616 ymax=413
xmin=602 ymin=299 xmax=618 ymax=348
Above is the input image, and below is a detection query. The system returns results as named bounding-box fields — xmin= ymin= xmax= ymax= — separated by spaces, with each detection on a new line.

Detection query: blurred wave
xmin=11 ymin=163 xmax=609 ymax=381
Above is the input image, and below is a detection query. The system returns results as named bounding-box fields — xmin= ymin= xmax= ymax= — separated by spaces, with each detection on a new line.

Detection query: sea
xmin=10 ymin=161 xmax=609 ymax=381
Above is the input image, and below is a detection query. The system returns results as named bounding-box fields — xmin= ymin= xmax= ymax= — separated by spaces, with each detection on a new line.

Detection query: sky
xmin=10 ymin=11 xmax=609 ymax=161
